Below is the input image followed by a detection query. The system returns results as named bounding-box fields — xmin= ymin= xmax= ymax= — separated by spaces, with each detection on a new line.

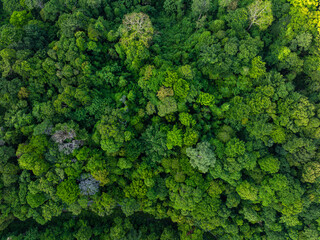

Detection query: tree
xmin=247 ymin=0 xmax=273 ymax=30
xmin=52 ymin=128 xmax=84 ymax=155
xmin=173 ymin=79 xmax=190 ymax=100
xmin=39 ymin=0 xmax=63 ymax=22
xmin=120 ymin=198 xmax=140 ymax=217
xmin=216 ymin=125 xmax=234 ymax=143
xmin=73 ymin=222 xmax=93 ymax=240
xmin=186 ymin=141 xmax=216 ymax=173
xmin=26 ymin=192 xmax=46 ymax=208
xmin=179 ymin=112 xmax=195 ymax=127
xmin=94 ymin=108 xmax=131 ymax=154
xmin=23 ymin=0 xmax=45 ymax=10
xmin=226 ymin=8 xmax=248 ymax=32
xmin=119 ymin=12 xmax=154 ymax=47
xmin=16 ymin=135 xmax=50 ymax=176
xmin=9 ymin=10 xmax=32 ymax=27
xmin=163 ymin=0 xmax=185 ymax=19
xmin=57 ymin=12 xmax=88 ymax=38
xmin=197 ymin=92 xmax=215 ymax=106
xmin=225 ymin=138 xmax=246 ymax=158
xmin=90 ymin=192 xmax=116 ymax=217
xmin=1 ymin=0 xmax=22 ymax=14
xmin=249 ymin=56 xmax=266 ymax=79
xmin=142 ymin=124 xmax=170 ymax=163
xmin=302 ymin=162 xmax=320 ymax=183
xmin=192 ymin=0 xmax=211 ymax=20
xmin=117 ymin=12 xmax=154 ymax=73
xmin=0 ymin=24 xmax=23 ymax=49
xmin=241 ymin=206 xmax=261 ymax=224
xmin=117 ymin=158 xmax=132 ymax=169
xmin=258 ymin=156 xmax=280 ymax=173
xmin=218 ymin=0 xmax=233 ymax=8
xmin=298 ymin=227 xmax=319 ymax=240
xmin=56 ymin=179 xmax=80 ymax=204
xmin=157 ymin=86 xmax=174 ymax=101
xmin=157 ymin=97 xmax=178 ymax=117
xmin=236 ymin=181 xmax=259 ymax=201
xmin=169 ymin=183 xmax=203 ymax=212
xmin=1 ymin=163 xmax=19 ymax=186
xmin=79 ymin=174 xmax=100 ymax=196
xmin=183 ymin=128 xmax=199 ymax=146
xmin=79 ymin=0 xmax=103 ymax=10
xmin=167 ymin=125 xmax=183 ymax=150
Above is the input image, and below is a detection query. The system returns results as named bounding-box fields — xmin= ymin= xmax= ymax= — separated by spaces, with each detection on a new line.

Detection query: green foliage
xmin=16 ymin=135 xmax=50 ymax=176
xmin=249 ymin=56 xmax=266 ymax=79
xmin=26 ymin=192 xmax=46 ymax=208
xmin=183 ymin=128 xmax=199 ymax=146
xmin=173 ymin=78 xmax=189 ymax=100
xmin=91 ymin=192 xmax=116 ymax=216
xmin=117 ymin=158 xmax=132 ymax=169
xmin=216 ymin=125 xmax=234 ymax=143
xmin=119 ymin=12 xmax=154 ymax=47
xmin=247 ymin=0 xmax=274 ymax=30
xmin=166 ymin=125 xmax=183 ymax=150
xmin=163 ymin=0 xmax=185 ymax=19
xmin=258 ymin=156 xmax=280 ymax=173
xmin=10 ymin=10 xmax=32 ymax=27
xmin=179 ymin=112 xmax=195 ymax=127
xmin=95 ymin=108 xmax=131 ymax=154
xmin=157 ymin=97 xmax=178 ymax=117
xmin=226 ymin=8 xmax=248 ymax=32
xmin=236 ymin=181 xmax=259 ymax=202
xmin=118 ymin=12 xmax=154 ymax=73
xmin=197 ymin=92 xmax=215 ymax=106
xmin=142 ymin=124 xmax=169 ymax=163
xmin=56 ymin=179 xmax=80 ymax=205
xmin=225 ymin=138 xmax=246 ymax=158
xmin=191 ymin=0 xmax=212 ymax=19
xmin=302 ymin=162 xmax=320 ymax=183
xmin=186 ymin=141 xmax=216 ymax=173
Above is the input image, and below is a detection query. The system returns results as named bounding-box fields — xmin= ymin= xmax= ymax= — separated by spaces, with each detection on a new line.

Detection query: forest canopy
xmin=1 ymin=0 xmax=320 ymax=239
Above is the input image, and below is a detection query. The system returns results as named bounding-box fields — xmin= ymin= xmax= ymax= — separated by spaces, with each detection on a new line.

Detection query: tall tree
xmin=247 ymin=0 xmax=273 ymax=30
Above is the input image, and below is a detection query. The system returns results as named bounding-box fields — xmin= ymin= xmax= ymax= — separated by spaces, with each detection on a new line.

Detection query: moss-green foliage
xmin=186 ymin=141 xmax=216 ymax=173
xmin=236 ymin=181 xmax=259 ymax=202
xmin=1 ymin=0 xmax=320 ymax=238
xmin=258 ymin=156 xmax=280 ymax=173
xmin=16 ymin=135 xmax=50 ymax=176
xmin=166 ymin=125 xmax=183 ymax=150
xmin=26 ymin=192 xmax=46 ymax=208
xmin=56 ymin=179 xmax=80 ymax=204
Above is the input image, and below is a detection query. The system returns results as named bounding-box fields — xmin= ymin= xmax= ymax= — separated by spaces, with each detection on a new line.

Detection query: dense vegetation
xmin=1 ymin=0 xmax=320 ymax=239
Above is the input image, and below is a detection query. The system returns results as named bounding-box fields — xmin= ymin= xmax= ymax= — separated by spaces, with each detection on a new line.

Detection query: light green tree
xmin=258 ymin=156 xmax=280 ymax=173
xmin=236 ymin=181 xmax=259 ymax=201
xmin=56 ymin=179 xmax=80 ymax=205
xmin=9 ymin=10 xmax=32 ymax=27
xmin=247 ymin=0 xmax=273 ymax=30
xmin=186 ymin=141 xmax=216 ymax=173
xmin=16 ymin=135 xmax=50 ymax=176
xmin=167 ymin=125 xmax=183 ymax=150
